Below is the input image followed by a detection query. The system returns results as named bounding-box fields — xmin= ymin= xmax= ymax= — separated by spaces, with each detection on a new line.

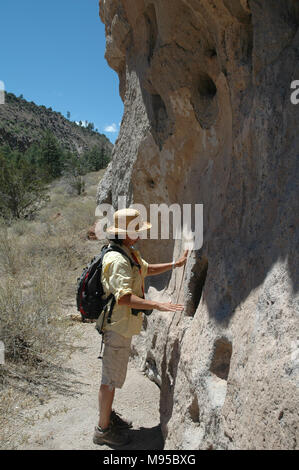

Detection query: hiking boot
xmin=110 ymin=409 xmax=133 ymax=430
xmin=92 ymin=425 xmax=130 ymax=447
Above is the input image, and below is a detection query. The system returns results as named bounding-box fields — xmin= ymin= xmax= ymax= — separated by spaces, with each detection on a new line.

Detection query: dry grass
xmin=0 ymin=226 xmax=22 ymax=276
xmin=0 ymin=168 xmax=106 ymax=448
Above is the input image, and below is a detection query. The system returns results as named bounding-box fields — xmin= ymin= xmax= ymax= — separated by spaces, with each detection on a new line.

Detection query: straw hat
xmin=106 ymin=208 xmax=152 ymax=235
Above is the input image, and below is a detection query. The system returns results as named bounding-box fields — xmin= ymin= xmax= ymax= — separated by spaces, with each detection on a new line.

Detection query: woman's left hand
xmin=175 ymin=250 xmax=189 ymax=268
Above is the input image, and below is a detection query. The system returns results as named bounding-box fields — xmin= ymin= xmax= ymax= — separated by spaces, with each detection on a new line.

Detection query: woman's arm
xmin=118 ymin=293 xmax=184 ymax=312
xmin=147 ymin=262 xmax=174 ymax=276
xmin=147 ymin=250 xmax=189 ymax=276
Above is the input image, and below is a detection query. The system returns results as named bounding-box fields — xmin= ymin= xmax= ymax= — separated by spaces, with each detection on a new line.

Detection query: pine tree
xmin=38 ymin=131 xmax=64 ymax=179
xmin=83 ymin=146 xmax=110 ymax=171
xmin=62 ymin=152 xmax=86 ymax=195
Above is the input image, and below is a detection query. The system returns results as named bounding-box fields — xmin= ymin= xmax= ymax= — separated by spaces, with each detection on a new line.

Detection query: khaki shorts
xmin=101 ymin=330 xmax=132 ymax=389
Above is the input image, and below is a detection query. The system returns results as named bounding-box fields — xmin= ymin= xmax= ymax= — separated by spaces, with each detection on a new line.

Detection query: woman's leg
xmin=99 ymin=330 xmax=131 ymax=429
xmin=98 ymin=384 xmax=115 ymax=429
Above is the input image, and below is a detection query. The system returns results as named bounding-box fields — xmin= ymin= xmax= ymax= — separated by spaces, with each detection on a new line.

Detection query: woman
xmin=93 ymin=208 xmax=188 ymax=446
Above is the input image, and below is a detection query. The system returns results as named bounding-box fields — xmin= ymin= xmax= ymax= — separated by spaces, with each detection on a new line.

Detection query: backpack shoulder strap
xmin=101 ymin=244 xmax=140 ymax=325
xmin=106 ymin=244 xmax=140 ymax=269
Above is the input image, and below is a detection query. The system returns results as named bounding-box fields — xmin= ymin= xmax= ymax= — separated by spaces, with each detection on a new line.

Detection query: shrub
xmin=0 ymin=153 xmax=50 ymax=220
xmin=0 ymin=270 xmax=66 ymax=366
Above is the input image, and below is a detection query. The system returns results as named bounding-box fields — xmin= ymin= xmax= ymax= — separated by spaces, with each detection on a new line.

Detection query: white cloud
xmin=104 ymin=123 xmax=118 ymax=133
xmin=75 ymin=120 xmax=88 ymax=127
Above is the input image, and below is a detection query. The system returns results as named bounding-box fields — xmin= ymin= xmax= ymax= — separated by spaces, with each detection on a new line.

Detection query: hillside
xmin=0 ymin=91 xmax=113 ymax=155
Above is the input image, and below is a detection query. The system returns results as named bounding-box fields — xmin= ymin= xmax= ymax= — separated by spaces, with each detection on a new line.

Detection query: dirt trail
xmin=18 ymin=314 xmax=163 ymax=450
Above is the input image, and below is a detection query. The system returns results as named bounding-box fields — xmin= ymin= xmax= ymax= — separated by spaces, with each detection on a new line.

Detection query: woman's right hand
xmin=156 ymin=302 xmax=184 ymax=312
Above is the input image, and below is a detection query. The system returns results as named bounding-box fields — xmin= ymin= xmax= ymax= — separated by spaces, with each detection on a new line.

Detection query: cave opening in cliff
xmin=185 ymin=255 xmax=208 ymax=317
xmin=146 ymin=92 xmax=174 ymax=149
xmin=152 ymin=94 xmax=168 ymax=131
xmin=198 ymin=73 xmax=217 ymax=98
xmin=191 ymin=72 xmax=218 ymax=129
xmin=209 ymin=337 xmax=232 ymax=381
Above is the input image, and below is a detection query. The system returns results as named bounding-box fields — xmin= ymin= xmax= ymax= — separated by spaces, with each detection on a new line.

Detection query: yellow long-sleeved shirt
xmin=97 ymin=241 xmax=149 ymax=338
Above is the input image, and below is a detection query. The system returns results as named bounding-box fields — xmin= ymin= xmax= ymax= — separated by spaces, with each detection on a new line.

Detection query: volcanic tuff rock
xmin=97 ymin=0 xmax=299 ymax=449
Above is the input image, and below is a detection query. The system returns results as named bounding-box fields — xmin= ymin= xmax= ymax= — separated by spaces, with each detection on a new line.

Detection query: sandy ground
xmin=17 ymin=319 xmax=163 ymax=450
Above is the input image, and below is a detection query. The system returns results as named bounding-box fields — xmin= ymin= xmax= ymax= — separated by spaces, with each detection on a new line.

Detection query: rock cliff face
xmin=97 ymin=0 xmax=299 ymax=449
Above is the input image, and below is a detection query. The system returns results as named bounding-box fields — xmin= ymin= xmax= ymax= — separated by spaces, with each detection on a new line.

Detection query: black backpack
xmin=76 ymin=244 xmax=140 ymax=323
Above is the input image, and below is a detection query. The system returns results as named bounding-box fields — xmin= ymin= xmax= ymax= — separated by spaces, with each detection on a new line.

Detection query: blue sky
xmin=0 ymin=0 xmax=123 ymax=144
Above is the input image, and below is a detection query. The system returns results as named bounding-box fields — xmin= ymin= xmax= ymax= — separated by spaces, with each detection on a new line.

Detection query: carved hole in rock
xmin=185 ymin=255 xmax=208 ymax=317
xmin=144 ymin=3 xmax=158 ymax=62
xmin=148 ymin=93 xmax=173 ymax=149
xmin=206 ymin=48 xmax=217 ymax=58
xmin=188 ymin=395 xmax=200 ymax=423
xmin=209 ymin=338 xmax=232 ymax=381
xmin=191 ymin=73 xmax=218 ymax=129
xmin=198 ymin=73 xmax=217 ymax=98
xmin=147 ymin=177 xmax=155 ymax=188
